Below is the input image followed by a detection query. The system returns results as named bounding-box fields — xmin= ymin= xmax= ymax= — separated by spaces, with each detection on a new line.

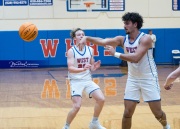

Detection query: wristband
xmin=114 ymin=52 xmax=122 ymax=58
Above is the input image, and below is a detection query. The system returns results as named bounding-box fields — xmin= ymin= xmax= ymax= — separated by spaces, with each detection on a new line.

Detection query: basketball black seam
xmin=20 ymin=24 xmax=34 ymax=36
xmin=24 ymin=26 xmax=37 ymax=40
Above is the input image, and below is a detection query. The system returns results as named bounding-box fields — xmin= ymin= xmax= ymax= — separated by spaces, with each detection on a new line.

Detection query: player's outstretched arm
xmin=78 ymin=36 xmax=124 ymax=50
xmin=105 ymin=35 xmax=152 ymax=63
xmin=164 ymin=67 xmax=180 ymax=90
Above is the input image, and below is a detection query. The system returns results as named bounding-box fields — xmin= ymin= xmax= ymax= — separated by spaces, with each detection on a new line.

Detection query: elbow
xmin=68 ymin=67 xmax=73 ymax=73
xmin=123 ymin=54 xmax=141 ymax=63
xmin=133 ymin=60 xmax=139 ymax=63
xmin=131 ymin=58 xmax=140 ymax=63
xmin=68 ymin=68 xmax=72 ymax=73
xmin=132 ymin=55 xmax=142 ymax=63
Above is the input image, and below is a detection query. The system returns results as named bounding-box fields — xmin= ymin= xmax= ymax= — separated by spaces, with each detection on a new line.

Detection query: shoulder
xmin=141 ymin=34 xmax=151 ymax=42
xmin=114 ymin=35 xmax=125 ymax=41
xmin=67 ymin=47 xmax=74 ymax=53
xmin=67 ymin=47 xmax=74 ymax=57
xmin=139 ymin=34 xmax=152 ymax=46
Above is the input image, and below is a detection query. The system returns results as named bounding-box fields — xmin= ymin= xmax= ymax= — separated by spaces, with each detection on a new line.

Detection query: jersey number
xmin=78 ymin=64 xmax=86 ymax=68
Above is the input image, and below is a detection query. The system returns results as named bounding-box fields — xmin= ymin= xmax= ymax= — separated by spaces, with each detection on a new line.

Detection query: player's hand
xmin=78 ymin=36 xmax=87 ymax=51
xmin=164 ymin=83 xmax=173 ymax=90
xmin=84 ymin=64 xmax=92 ymax=70
xmin=92 ymin=60 xmax=101 ymax=71
xmin=104 ymin=45 xmax=116 ymax=56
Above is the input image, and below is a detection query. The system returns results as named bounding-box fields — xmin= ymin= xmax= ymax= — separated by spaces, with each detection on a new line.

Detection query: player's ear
xmin=134 ymin=22 xmax=137 ymax=28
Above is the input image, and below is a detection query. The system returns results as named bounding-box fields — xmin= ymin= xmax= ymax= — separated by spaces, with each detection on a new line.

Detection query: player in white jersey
xmin=62 ymin=28 xmax=106 ymax=129
xmin=79 ymin=12 xmax=171 ymax=129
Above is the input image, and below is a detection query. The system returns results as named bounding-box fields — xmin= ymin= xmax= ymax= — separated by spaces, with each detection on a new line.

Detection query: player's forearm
xmin=90 ymin=65 xmax=96 ymax=71
xmin=86 ymin=36 xmax=106 ymax=46
xmin=164 ymin=77 xmax=175 ymax=86
xmin=164 ymin=67 xmax=179 ymax=85
xmin=121 ymin=54 xmax=139 ymax=63
xmin=68 ymin=66 xmax=85 ymax=73
xmin=168 ymin=67 xmax=180 ymax=79
xmin=90 ymin=64 xmax=99 ymax=71
xmin=166 ymin=74 xmax=178 ymax=86
xmin=115 ymin=52 xmax=140 ymax=63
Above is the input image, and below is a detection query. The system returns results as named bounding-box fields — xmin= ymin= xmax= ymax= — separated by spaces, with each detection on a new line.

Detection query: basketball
xmin=19 ymin=22 xmax=38 ymax=42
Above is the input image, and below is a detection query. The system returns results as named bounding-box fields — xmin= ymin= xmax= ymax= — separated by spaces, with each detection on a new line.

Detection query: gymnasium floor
xmin=0 ymin=65 xmax=179 ymax=129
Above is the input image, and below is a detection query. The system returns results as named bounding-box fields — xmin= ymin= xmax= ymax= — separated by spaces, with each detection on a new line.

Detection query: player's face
xmin=149 ymin=31 xmax=152 ymax=35
xmin=75 ymin=30 xmax=85 ymax=43
xmin=124 ymin=21 xmax=137 ymax=34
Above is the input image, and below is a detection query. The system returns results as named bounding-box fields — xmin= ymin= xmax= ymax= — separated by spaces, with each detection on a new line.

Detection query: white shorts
xmin=124 ymin=77 xmax=161 ymax=102
xmin=70 ymin=79 xmax=100 ymax=98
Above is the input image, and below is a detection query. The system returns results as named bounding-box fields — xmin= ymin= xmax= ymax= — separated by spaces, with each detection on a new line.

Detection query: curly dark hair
xmin=70 ymin=28 xmax=83 ymax=38
xmin=122 ymin=12 xmax=143 ymax=30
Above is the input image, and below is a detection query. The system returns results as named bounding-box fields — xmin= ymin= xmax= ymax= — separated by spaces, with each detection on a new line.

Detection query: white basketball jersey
xmin=123 ymin=32 xmax=158 ymax=79
xmin=68 ymin=45 xmax=92 ymax=80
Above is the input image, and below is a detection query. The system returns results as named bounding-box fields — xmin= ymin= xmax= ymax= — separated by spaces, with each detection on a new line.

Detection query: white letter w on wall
xmin=40 ymin=39 xmax=59 ymax=58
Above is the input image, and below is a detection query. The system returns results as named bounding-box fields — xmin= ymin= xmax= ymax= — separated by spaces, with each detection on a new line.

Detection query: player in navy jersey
xmin=79 ymin=12 xmax=171 ymax=129
xmin=62 ymin=28 xmax=106 ymax=129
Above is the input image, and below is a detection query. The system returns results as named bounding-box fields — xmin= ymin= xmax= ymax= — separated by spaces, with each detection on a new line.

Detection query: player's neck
xmin=75 ymin=44 xmax=85 ymax=51
xmin=129 ymin=31 xmax=140 ymax=40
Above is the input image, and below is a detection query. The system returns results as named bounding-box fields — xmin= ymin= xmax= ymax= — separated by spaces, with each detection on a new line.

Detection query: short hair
xmin=70 ymin=28 xmax=83 ymax=38
xmin=148 ymin=29 xmax=152 ymax=32
xmin=122 ymin=12 xmax=144 ymax=30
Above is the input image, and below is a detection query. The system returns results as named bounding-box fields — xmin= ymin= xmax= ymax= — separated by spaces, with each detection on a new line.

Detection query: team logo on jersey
xmin=126 ymin=47 xmax=137 ymax=53
xmin=77 ymin=57 xmax=89 ymax=63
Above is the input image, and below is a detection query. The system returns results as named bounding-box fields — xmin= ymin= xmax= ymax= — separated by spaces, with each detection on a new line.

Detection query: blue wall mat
xmin=24 ymin=31 xmax=48 ymax=60
xmin=151 ymin=29 xmax=166 ymax=64
xmin=48 ymin=30 xmax=70 ymax=66
xmin=0 ymin=31 xmax=24 ymax=60
xmin=0 ymin=28 xmax=179 ymax=68
xmin=164 ymin=28 xmax=180 ymax=63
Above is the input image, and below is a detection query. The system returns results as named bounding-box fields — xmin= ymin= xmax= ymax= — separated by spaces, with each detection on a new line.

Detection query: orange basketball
xmin=19 ymin=22 xmax=38 ymax=42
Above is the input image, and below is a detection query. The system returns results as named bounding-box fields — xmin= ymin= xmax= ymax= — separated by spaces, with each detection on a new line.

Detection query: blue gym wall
xmin=0 ymin=28 xmax=179 ymax=68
